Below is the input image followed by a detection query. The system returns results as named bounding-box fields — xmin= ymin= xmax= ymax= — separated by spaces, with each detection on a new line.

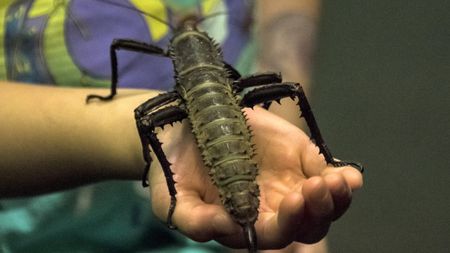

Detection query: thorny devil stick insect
xmin=86 ymin=12 xmax=363 ymax=253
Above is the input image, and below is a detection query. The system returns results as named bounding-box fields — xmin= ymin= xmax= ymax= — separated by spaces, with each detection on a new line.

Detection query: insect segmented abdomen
xmin=187 ymin=80 xmax=260 ymax=225
xmin=170 ymin=30 xmax=260 ymax=225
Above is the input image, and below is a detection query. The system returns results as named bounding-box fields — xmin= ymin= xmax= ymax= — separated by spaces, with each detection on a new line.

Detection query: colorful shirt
xmin=0 ymin=0 xmax=255 ymax=252
xmin=1 ymin=0 xmax=254 ymax=87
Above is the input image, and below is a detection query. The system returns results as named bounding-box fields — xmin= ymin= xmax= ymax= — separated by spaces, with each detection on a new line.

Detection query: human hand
xmin=148 ymin=107 xmax=363 ymax=250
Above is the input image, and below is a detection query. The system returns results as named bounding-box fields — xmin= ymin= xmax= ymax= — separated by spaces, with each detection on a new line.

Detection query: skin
xmin=0 ymin=82 xmax=146 ymax=196
xmin=252 ymin=1 xmax=351 ymax=251
xmin=148 ymin=105 xmax=363 ymax=250
xmin=257 ymin=0 xmax=321 ymax=129
xmin=0 ymin=82 xmax=362 ymax=251
xmin=0 ymin=0 xmax=364 ymax=252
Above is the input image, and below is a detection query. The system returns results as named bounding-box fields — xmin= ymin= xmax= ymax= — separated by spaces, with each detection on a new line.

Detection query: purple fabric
xmin=67 ymin=0 xmax=173 ymax=90
xmin=65 ymin=0 xmax=251 ymax=90
xmin=5 ymin=0 xmax=252 ymax=90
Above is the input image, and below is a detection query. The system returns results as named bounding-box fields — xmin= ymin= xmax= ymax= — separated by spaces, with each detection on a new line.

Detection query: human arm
xmin=0 ymin=81 xmax=362 ymax=251
xmin=0 ymin=0 xmax=363 ymax=251
xmin=0 ymin=81 xmax=148 ymax=196
xmin=256 ymin=0 xmax=320 ymax=127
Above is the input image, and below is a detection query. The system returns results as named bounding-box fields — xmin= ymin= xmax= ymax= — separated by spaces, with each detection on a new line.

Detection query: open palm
xmin=148 ymin=107 xmax=363 ymax=250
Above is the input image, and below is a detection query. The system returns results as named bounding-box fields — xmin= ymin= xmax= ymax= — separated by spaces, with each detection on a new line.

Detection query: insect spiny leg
xmin=239 ymin=82 xmax=364 ymax=172
xmin=86 ymin=93 xmax=116 ymax=103
xmin=233 ymin=72 xmax=282 ymax=92
xmin=135 ymin=101 xmax=187 ymax=228
xmin=136 ymin=122 xmax=152 ymax=187
xmin=134 ymin=91 xmax=181 ymax=186
xmin=86 ymin=39 xmax=169 ymax=103
xmin=331 ymin=160 xmax=365 ymax=173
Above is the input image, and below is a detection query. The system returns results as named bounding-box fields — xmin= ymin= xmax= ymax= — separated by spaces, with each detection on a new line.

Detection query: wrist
xmin=86 ymin=90 xmax=160 ymax=181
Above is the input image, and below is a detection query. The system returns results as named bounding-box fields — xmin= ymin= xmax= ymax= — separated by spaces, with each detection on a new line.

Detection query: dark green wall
xmin=312 ymin=0 xmax=449 ymax=252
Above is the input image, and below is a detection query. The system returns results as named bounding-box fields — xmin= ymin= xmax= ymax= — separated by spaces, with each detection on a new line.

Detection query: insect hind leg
xmin=239 ymin=82 xmax=363 ymax=172
xmin=233 ymin=72 xmax=282 ymax=92
xmin=86 ymin=39 xmax=168 ymax=103
xmin=233 ymin=72 xmax=282 ymax=109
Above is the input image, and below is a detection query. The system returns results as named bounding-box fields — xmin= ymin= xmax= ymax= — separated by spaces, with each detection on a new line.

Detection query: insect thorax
xmin=169 ymin=30 xmax=227 ymax=92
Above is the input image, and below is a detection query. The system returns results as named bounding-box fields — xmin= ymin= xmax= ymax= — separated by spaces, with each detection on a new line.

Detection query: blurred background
xmin=312 ymin=0 xmax=449 ymax=252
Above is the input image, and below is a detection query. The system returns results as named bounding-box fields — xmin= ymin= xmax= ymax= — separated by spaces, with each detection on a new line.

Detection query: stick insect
xmin=86 ymin=1 xmax=363 ymax=252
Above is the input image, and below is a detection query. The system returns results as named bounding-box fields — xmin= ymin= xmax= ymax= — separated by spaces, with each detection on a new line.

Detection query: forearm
xmin=256 ymin=0 xmax=320 ymax=84
xmin=0 ymin=81 xmax=154 ymax=197
xmin=255 ymin=0 xmax=320 ymax=126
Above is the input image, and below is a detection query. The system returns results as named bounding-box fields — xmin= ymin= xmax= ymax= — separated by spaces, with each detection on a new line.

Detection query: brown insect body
xmin=170 ymin=19 xmax=260 ymax=227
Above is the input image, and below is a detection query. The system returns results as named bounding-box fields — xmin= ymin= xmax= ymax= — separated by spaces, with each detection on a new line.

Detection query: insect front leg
xmin=86 ymin=39 xmax=168 ymax=102
xmin=135 ymin=93 xmax=188 ymax=229
xmin=134 ymin=91 xmax=181 ymax=186
xmin=238 ymin=82 xmax=363 ymax=172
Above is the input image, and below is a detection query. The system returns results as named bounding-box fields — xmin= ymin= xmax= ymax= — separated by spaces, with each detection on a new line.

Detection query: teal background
xmin=312 ymin=0 xmax=449 ymax=252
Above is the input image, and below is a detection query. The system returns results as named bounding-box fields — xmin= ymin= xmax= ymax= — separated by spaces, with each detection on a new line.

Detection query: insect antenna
xmin=194 ymin=11 xmax=228 ymax=25
xmin=93 ymin=0 xmax=175 ymax=30
xmin=67 ymin=7 xmax=90 ymax=39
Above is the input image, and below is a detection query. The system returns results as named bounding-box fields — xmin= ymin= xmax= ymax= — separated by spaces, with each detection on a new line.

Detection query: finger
xmin=258 ymin=192 xmax=306 ymax=249
xmin=150 ymin=179 xmax=240 ymax=243
xmin=342 ymin=166 xmax=364 ymax=190
xmin=171 ymin=194 xmax=240 ymax=242
xmin=321 ymin=165 xmax=363 ymax=191
xmin=300 ymin=142 xmax=328 ymax=178
xmin=295 ymin=177 xmax=333 ymax=243
xmin=323 ymin=173 xmax=352 ymax=221
xmin=303 ymin=177 xmax=334 ymax=221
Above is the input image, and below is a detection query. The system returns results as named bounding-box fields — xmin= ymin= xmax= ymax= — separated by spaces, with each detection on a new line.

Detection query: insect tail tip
xmin=243 ymin=223 xmax=257 ymax=253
